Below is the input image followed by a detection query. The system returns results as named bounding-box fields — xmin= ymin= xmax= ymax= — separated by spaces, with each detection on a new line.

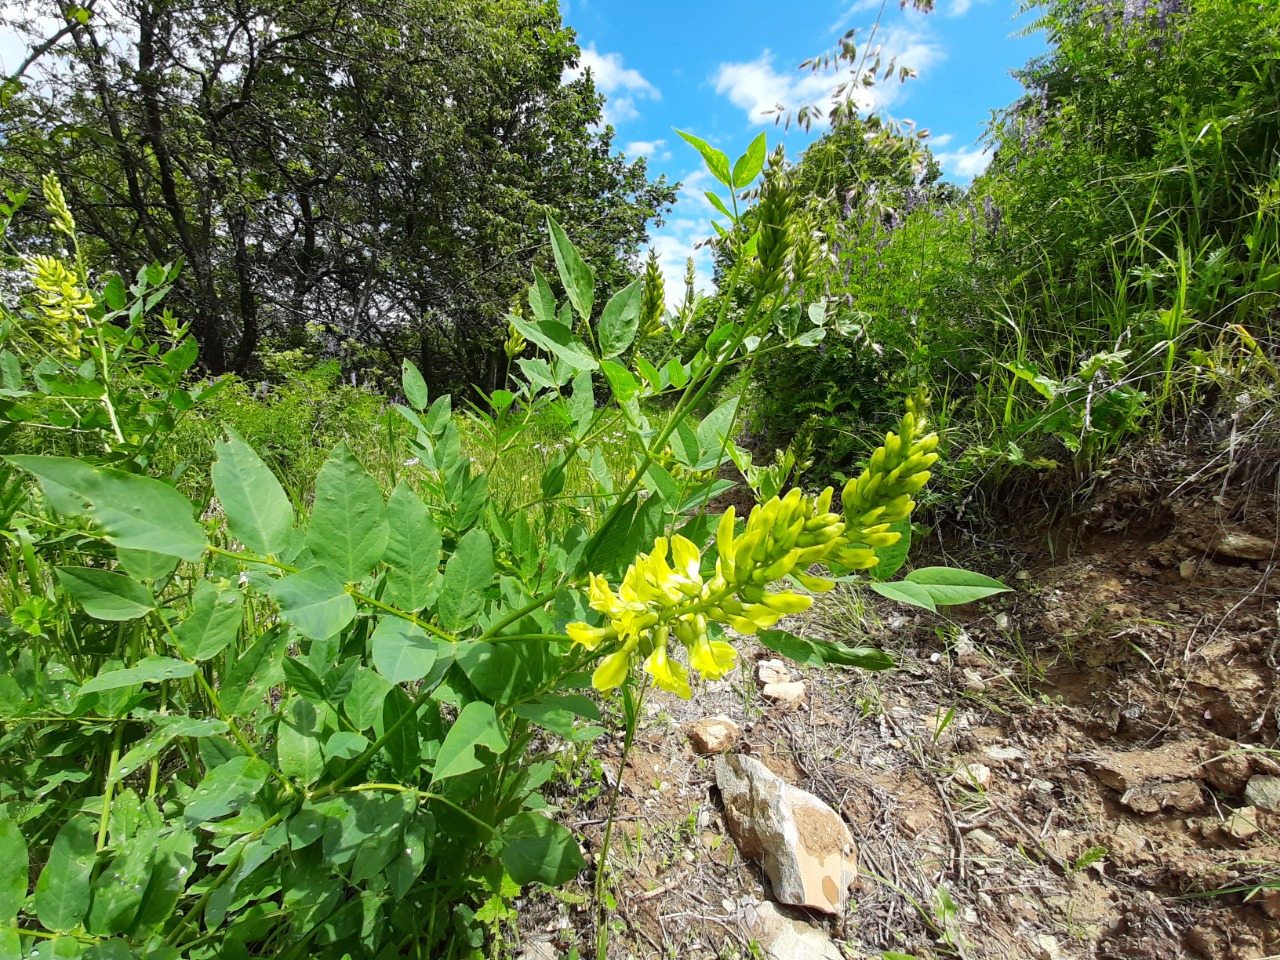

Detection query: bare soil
xmin=518 ymin=447 xmax=1280 ymax=960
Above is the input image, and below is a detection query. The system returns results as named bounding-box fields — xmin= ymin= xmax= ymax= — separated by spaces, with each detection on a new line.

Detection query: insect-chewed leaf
xmin=499 ymin=812 xmax=586 ymax=886
xmin=56 ymin=566 xmax=154 ymax=621
xmin=184 ymin=755 xmax=271 ymax=825
xmin=383 ymin=482 xmax=441 ymax=611
xmin=34 ymin=815 xmax=95 ymax=932
xmin=437 ymin=528 xmax=493 ymax=632
xmin=0 ymin=814 xmax=28 ymax=924
xmin=268 ymin=566 xmax=356 ymax=641
xmin=173 ymin=579 xmax=243 ymax=660
xmin=305 ymin=442 xmax=388 ymax=583
xmin=432 ymin=701 xmax=508 ymax=782
xmin=599 ymin=279 xmax=642 ymax=358
xmin=402 ymin=359 xmax=429 ymax=411
xmin=212 ymin=429 xmax=296 ymax=556
xmin=7 ymin=456 xmax=205 ymax=561
xmin=546 ymin=215 xmax=594 ymax=323
xmin=80 ymin=656 xmax=197 ymax=695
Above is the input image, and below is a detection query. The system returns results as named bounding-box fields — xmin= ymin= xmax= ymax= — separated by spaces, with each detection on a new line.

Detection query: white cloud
xmin=946 ymin=0 xmax=974 ymax=15
xmin=829 ymin=0 xmax=886 ymax=33
xmin=564 ymin=43 xmax=659 ymax=127
xmin=647 ymin=168 xmax=721 ymax=308
xmin=930 ymin=133 xmax=954 ymax=147
xmin=713 ymin=29 xmax=942 ymax=127
xmin=935 ymin=145 xmax=992 ymax=179
xmin=623 ymin=139 xmax=672 ymax=162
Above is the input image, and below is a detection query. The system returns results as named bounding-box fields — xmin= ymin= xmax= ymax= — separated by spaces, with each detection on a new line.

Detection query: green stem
xmin=595 ymin=677 xmax=648 ymax=960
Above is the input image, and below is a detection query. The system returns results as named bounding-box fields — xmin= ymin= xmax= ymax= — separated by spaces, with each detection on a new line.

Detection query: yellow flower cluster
xmin=568 ymin=394 xmax=938 ymax=698
xmin=42 ymin=172 xmax=77 ymax=239
xmin=28 ymin=255 xmax=94 ymax=359
xmin=504 ymin=320 xmax=527 ymax=360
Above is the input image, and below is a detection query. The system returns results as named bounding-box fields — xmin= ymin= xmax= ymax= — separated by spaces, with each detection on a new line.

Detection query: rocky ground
xmin=517 ymin=442 xmax=1280 ymax=960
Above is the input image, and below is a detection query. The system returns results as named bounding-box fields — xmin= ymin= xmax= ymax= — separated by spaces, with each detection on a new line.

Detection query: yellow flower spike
xmin=793 ymin=570 xmax=836 ymax=592
xmin=592 ymin=644 xmax=636 ymax=692
xmin=732 ymin=529 xmax=762 ymax=574
xmin=643 ymin=640 xmax=692 ymax=699
xmin=688 ymin=635 xmax=738 ymax=680
xmin=566 ymin=621 xmax=613 ymax=650
xmin=41 ymin=173 xmax=76 ymax=238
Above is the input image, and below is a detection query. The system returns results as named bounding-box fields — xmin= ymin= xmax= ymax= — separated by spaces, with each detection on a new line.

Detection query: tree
xmin=0 ymin=0 xmax=675 ymax=384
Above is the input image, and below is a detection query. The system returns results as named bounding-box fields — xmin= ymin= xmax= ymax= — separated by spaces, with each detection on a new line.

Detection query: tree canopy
xmin=0 ymin=0 xmax=675 ymax=385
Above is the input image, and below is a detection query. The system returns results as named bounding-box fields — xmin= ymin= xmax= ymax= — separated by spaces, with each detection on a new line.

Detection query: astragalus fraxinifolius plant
xmin=0 ymin=147 xmax=1004 ymax=960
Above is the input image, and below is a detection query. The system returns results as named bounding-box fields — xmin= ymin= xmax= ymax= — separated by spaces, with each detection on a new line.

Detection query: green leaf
xmin=499 ymin=813 xmax=585 ymax=886
xmin=432 ymin=701 xmax=508 ymax=782
xmin=513 ymin=694 xmax=601 ymax=737
xmin=344 ymin=668 xmax=392 ymax=731
xmin=112 ymin=716 xmax=228 ymax=787
xmin=34 ymin=816 xmax=95 ymax=932
xmin=437 ymin=529 xmax=493 ymax=632
xmin=378 ymin=686 xmax=421 ymax=781
xmin=901 ymin=567 xmax=1010 ymax=606
xmin=528 ymin=268 xmax=557 ymax=324
xmin=306 ymin=443 xmax=388 ymax=582
xmin=282 ymin=658 xmax=328 ymax=704
xmin=383 ymin=483 xmax=441 ymax=611
xmin=546 ymin=215 xmax=594 ymax=323
xmin=704 ymin=190 xmax=734 ymax=221
xmin=56 ymin=566 xmax=154 ymax=621
xmin=324 ymin=731 xmax=369 ymax=761
xmin=372 ymin=617 xmax=439 ymax=684
xmin=598 ymin=279 xmax=642 ymax=358
xmin=600 ymin=361 xmax=640 ymax=404
xmin=402 ymin=359 xmax=429 ymax=411
xmin=277 ymin=698 xmax=326 ymax=786
xmin=88 ymin=835 xmax=153 ymax=935
xmin=8 ymin=456 xmax=205 ymax=561
xmin=696 ymin=395 xmax=740 ymax=466
xmin=508 ymin=315 xmax=598 ymax=372
xmin=676 ymin=130 xmax=732 ymax=187
xmin=80 ymin=656 xmax=196 ymax=695
xmin=455 ymin=642 xmax=521 ymax=702
xmin=757 ymin=630 xmax=894 ymax=671
xmin=0 ymin=814 xmax=28 ymax=923
xmin=731 ymin=132 xmax=767 ymax=188
xmin=184 ymin=756 xmax=270 ymax=825
xmin=268 ymin=566 xmax=357 ymax=641
xmin=867 ymin=579 xmax=938 ymax=611
xmin=116 ymin=547 xmax=179 ymax=581
xmin=131 ymin=830 xmax=194 ymax=930
xmin=212 ymin=429 xmax=296 ymax=557
xmin=173 ymin=580 xmax=242 ymax=660
xmin=870 ymin=518 xmax=911 ymax=581
xmin=220 ymin=626 xmax=287 ymax=717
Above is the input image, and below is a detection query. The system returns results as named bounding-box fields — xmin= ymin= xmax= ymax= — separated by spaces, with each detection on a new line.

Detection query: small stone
xmin=521 ymin=941 xmax=560 ymax=960
xmin=1213 ymin=530 xmax=1276 ymax=561
xmin=1034 ymin=933 xmax=1064 ymax=960
xmin=1222 ymin=806 xmax=1261 ymax=842
xmin=1179 ymin=560 xmax=1196 ymax=579
xmin=967 ymin=828 xmax=1000 ymax=853
xmin=1243 ymin=775 xmax=1280 ymax=812
xmin=962 ymin=668 xmax=988 ymax=691
xmin=757 ymin=659 xmax=793 ymax=685
xmin=1260 ymin=890 xmax=1280 ymax=919
xmin=984 ymin=745 xmax=1027 ymax=765
xmin=954 ymin=763 xmax=992 ymax=789
xmin=685 ymin=716 xmax=742 ymax=755
xmin=743 ymin=901 xmax=844 ymax=960
xmin=1120 ymin=780 xmax=1204 ymax=815
xmin=762 ymin=681 xmax=806 ymax=704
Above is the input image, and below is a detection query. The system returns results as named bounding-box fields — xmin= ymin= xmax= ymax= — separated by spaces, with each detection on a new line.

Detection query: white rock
xmin=1243 ymin=775 xmax=1280 ymax=812
xmin=1222 ymin=806 xmax=1260 ymax=842
xmin=521 ymin=941 xmax=560 ymax=960
xmin=715 ymin=754 xmax=857 ymax=914
xmin=953 ymin=763 xmax=992 ymax=789
xmin=1213 ymin=531 xmax=1276 ymax=560
xmin=743 ymin=901 xmax=843 ymax=960
xmin=757 ymin=659 xmax=793 ymax=685
xmin=984 ymin=745 xmax=1027 ymax=765
xmin=762 ymin=681 xmax=806 ymax=704
xmin=686 ymin=715 xmax=742 ymax=754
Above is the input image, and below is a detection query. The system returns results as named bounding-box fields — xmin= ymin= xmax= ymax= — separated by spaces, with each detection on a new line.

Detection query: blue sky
xmin=562 ymin=0 xmax=1047 ymax=296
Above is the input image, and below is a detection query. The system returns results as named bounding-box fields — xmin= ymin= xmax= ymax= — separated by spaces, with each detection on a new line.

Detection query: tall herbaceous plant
xmin=0 ymin=145 xmax=1004 ymax=958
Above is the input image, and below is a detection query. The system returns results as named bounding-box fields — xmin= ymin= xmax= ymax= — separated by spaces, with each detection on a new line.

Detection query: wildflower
xmin=42 ymin=173 xmax=76 ymax=238
xmin=28 ymin=254 xmax=94 ymax=359
xmin=567 ymin=395 xmax=938 ymax=698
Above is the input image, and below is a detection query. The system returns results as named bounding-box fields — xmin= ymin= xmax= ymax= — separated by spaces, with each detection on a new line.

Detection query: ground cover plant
xmin=0 ymin=152 xmax=1005 ymax=959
